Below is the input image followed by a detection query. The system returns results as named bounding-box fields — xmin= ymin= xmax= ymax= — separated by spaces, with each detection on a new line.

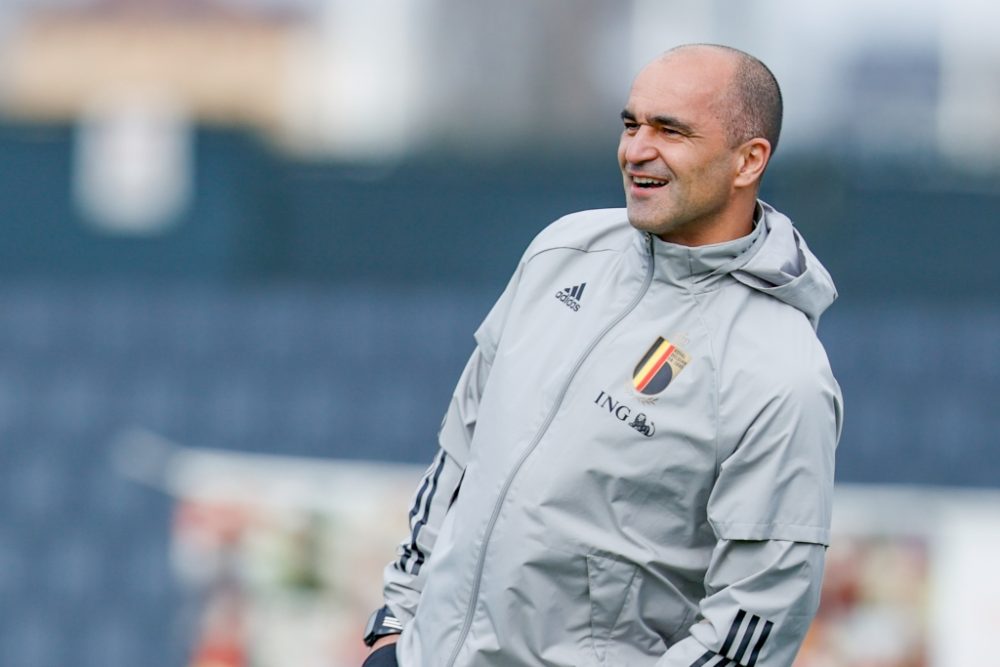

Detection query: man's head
xmin=618 ymin=44 xmax=783 ymax=245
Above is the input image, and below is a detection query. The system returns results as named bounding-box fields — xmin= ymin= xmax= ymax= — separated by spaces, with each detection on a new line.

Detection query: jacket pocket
xmin=586 ymin=553 xmax=639 ymax=666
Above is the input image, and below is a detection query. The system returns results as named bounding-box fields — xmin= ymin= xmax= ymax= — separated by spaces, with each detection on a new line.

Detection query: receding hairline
xmin=651 ymin=43 xmax=784 ymax=153
xmin=662 ymin=42 xmax=743 ymax=58
xmin=657 ymin=43 xmax=761 ymax=77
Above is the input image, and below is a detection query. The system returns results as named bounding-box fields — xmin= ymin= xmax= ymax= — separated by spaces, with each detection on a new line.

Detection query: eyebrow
xmin=620 ymin=109 xmax=696 ymax=135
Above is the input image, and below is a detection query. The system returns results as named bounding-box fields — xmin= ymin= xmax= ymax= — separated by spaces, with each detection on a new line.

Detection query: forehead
xmin=626 ymin=50 xmax=735 ymax=123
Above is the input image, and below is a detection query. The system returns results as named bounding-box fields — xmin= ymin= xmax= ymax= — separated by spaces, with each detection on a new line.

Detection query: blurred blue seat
xmin=1 ymin=281 xmax=995 ymax=667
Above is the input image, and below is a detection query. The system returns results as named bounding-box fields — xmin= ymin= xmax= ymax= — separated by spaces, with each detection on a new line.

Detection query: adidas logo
xmin=555 ymin=282 xmax=586 ymax=312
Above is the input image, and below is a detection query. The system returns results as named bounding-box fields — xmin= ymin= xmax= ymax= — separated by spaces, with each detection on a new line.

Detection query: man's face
xmin=618 ymin=50 xmax=742 ymax=244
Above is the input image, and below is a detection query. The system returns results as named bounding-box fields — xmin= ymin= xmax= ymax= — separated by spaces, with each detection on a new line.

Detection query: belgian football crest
xmin=632 ymin=337 xmax=690 ymax=396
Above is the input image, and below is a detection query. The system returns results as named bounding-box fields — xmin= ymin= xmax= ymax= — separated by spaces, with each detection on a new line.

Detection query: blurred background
xmin=0 ymin=0 xmax=997 ymax=665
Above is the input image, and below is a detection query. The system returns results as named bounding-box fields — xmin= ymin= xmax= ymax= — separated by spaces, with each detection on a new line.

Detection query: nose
xmin=621 ymin=125 xmax=658 ymax=165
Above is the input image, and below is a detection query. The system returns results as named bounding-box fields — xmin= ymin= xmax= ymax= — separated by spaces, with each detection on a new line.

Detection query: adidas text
xmin=555 ymin=282 xmax=586 ymax=312
xmin=555 ymin=290 xmax=581 ymax=311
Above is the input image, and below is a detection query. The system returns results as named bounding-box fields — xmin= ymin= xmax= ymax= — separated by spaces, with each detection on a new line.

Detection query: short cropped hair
xmin=669 ymin=44 xmax=784 ymax=153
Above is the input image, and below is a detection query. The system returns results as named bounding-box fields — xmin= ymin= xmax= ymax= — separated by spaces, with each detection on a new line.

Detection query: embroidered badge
xmin=632 ymin=337 xmax=690 ymax=396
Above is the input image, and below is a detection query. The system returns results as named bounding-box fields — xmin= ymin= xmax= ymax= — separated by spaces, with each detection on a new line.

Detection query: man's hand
xmin=362 ymin=636 xmax=399 ymax=667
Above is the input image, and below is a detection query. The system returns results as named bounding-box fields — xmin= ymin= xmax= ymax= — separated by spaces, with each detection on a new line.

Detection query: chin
xmin=628 ymin=214 xmax=675 ymax=237
xmin=626 ymin=206 xmax=653 ymax=230
xmin=627 ymin=216 xmax=653 ymax=233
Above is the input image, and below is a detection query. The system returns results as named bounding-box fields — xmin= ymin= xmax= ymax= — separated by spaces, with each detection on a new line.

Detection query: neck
xmin=658 ymin=194 xmax=758 ymax=247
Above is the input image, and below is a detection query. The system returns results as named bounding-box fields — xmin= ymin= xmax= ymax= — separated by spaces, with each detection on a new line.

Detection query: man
xmin=362 ymin=43 xmax=842 ymax=667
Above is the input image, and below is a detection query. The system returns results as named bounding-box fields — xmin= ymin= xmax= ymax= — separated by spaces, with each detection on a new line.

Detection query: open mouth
xmin=632 ymin=176 xmax=668 ymax=189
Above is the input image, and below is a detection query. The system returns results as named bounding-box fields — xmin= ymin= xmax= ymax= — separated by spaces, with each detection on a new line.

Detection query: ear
xmin=733 ymin=138 xmax=771 ymax=188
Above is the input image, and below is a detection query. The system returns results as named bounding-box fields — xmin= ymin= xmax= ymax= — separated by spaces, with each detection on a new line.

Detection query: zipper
xmin=444 ymin=233 xmax=656 ymax=666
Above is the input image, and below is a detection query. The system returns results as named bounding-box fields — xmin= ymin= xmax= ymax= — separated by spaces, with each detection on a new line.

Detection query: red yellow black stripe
xmin=633 ymin=338 xmax=675 ymax=392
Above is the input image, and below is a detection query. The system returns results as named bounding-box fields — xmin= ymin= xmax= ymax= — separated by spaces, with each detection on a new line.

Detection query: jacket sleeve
xmin=710 ymin=355 xmax=842 ymax=545
xmin=657 ymin=341 xmax=841 ymax=665
xmin=380 ymin=346 xmax=487 ymax=624
xmin=655 ymin=539 xmax=825 ymax=666
xmin=380 ymin=262 xmax=524 ymax=625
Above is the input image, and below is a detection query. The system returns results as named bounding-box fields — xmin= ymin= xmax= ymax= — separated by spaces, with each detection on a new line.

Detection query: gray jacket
xmin=382 ymin=203 xmax=843 ymax=666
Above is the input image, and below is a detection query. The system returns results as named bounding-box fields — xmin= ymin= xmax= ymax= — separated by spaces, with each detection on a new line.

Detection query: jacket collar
xmin=632 ymin=204 xmax=765 ymax=288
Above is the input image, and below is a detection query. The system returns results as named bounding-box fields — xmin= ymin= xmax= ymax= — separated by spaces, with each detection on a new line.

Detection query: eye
xmin=622 ymin=120 xmax=639 ymax=134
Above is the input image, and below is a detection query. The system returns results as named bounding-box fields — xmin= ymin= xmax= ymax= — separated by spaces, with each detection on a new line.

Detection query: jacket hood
xmin=730 ymin=201 xmax=838 ymax=329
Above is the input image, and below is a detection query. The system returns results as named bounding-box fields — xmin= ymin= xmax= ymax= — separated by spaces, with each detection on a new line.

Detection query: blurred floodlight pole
xmin=284 ymin=0 xmax=427 ymax=159
xmin=74 ymin=90 xmax=193 ymax=235
xmin=628 ymin=0 xmax=719 ymax=73
xmin=937 ymin=0 xmax=1000 ymax=170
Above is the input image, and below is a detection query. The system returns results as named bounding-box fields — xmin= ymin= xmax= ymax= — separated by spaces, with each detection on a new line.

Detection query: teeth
xmin=633 ymin=177 xmax=667 ymax=186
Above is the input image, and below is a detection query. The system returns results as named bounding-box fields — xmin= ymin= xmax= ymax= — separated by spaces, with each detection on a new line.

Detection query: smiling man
xmin=361 ymin=44 xmax=842 ymax=667
xmin=620 ymin=46 xmax=779 ymax=246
